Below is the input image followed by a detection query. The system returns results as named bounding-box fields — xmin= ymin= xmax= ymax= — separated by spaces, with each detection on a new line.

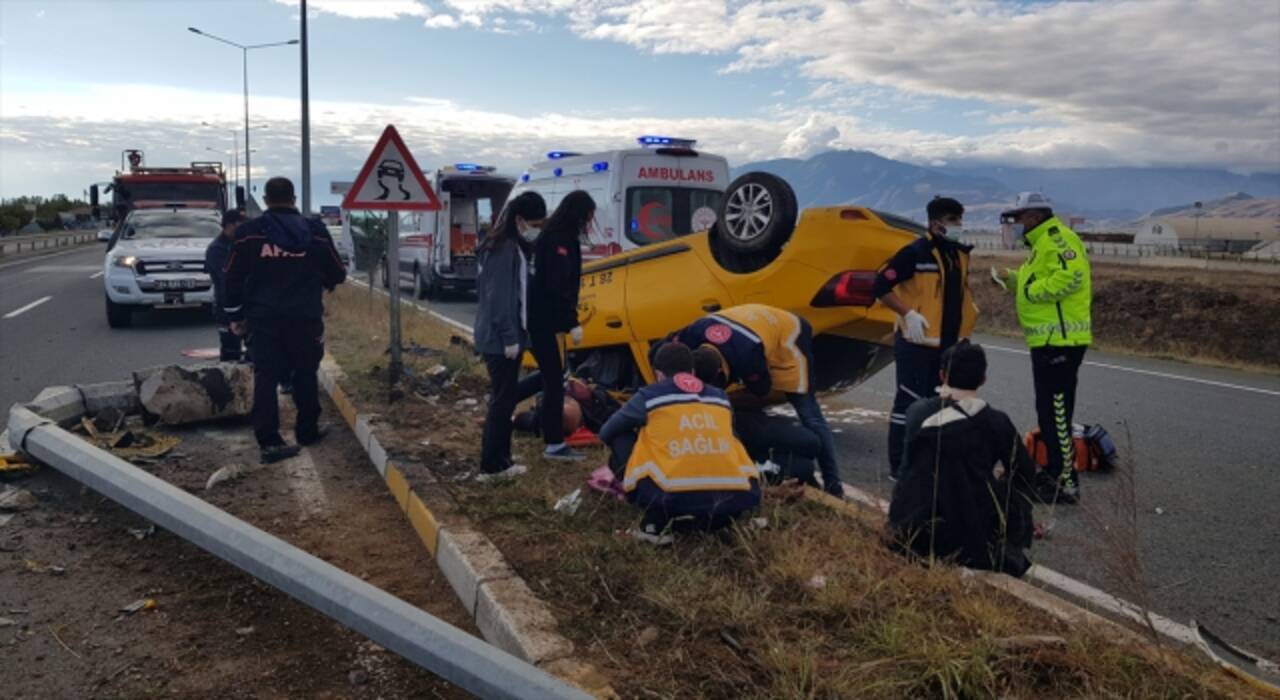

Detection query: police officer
xmin=992 ymin=192 xmax=1092 ymax=503
xmin=873 ymin=197 xmax=977 ymax=480
xmin=205 ymin=208 xmax=246 ymax=361
xmin=599 ymin=342 xmax=760 ymax=545
xmin=667 ymin=303 xmax=842 ymax=497
xmin=223 ymin=177 xmax=347 ymax=463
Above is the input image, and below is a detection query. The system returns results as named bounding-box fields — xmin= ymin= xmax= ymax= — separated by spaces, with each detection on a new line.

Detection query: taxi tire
xmin=105 ymin=296 xmax=134 ymax=328
xmin=716 ymin=172 xmax=798 ymax=256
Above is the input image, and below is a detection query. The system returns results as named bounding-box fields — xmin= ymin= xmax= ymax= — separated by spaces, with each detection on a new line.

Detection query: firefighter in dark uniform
xmin=873 ymin=197 xmax=977 ymax=480
xmin=223 ymin=177 xmax=347 ymax=463
xmin=205 ymin=208 xmax=246 ymax=361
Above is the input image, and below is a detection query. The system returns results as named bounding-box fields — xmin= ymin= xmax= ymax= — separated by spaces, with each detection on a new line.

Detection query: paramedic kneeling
xmin=599 ymin=343 xmax=761 ymax=545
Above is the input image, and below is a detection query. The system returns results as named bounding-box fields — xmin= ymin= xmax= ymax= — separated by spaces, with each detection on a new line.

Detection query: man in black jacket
xmin=223 ymin=178 xmax=347 ymax=463
xmin=205 ymin=209 xmax=246 ymax=361
xmin=888 ymin=342 xmax=1038 ymax=577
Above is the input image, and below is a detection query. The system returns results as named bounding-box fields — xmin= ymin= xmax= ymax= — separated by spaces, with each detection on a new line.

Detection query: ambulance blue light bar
xmin=637 ymin=136 xmax=696 ymax=148
xmin=454 ymin=163 xmax=482 ymax=171
xmin=592 ymin=161 xmax=609 ymax=172
xmin=547 ymin=151 xmax=581 ymax=160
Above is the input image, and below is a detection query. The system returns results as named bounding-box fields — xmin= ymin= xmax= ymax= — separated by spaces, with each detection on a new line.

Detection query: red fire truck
xmin=91 ymin=149 xmax=243 ymax=222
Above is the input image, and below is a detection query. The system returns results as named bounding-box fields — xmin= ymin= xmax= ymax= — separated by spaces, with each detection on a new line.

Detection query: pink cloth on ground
xmin=587 ymin=465 xmax=625 ymax=500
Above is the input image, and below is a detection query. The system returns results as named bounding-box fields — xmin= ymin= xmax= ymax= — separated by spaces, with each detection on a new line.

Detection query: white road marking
xmin=3 ymin=296 xmax=52 ymax=319
xmin=26 ymin=264 xmax=100 ymax=273
xmin=89 ymin=271 xmax=104 ymax=279
xmin=0 ymin=246 xmax=91 ymax=271
xmin=983 ymin=343 xmax=1280 ymax=398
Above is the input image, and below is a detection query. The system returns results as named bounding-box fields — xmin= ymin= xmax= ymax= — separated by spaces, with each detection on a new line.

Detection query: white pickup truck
xmin=381 ymin=164 xmax=514 ymax=299
xmin=103 ymin=207 xmax=222 ymax=328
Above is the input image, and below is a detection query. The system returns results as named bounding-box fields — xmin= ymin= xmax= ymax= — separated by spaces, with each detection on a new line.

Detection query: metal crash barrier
xmin=0 ymin=230 xmax=96 ymax=258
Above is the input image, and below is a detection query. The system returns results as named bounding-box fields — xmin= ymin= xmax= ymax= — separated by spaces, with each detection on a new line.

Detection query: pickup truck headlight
xmin=112 ymin=255 xmax=138 ymax=269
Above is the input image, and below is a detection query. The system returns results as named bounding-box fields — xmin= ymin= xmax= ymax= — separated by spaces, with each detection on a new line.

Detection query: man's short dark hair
xmin=652 ymin=342 xmax=694 ymax=378
xmin=927 ymin=197 xmax=964 ymax=222
xmin=264 ymin=177 xmax=295 ymax=205
xmin=692 ymin=345 xmax=726 ymax=388
xmin=941 ymin=341 xmax=986 ymax=390
xmin=222 ymin=208 xmax=245 ymax=226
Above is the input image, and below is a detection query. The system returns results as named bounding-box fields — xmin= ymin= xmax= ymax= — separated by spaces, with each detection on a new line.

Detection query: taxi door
xmin=577 ymin=256 xmax=631 ymax=349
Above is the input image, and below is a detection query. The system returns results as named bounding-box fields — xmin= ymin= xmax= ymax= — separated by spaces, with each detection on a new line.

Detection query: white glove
xmin=990 ymin=266 xmax=1008 ymax=291
xmin=901 ymin=310 xmax=929 ymax=344
xmin=503 ymin=344 xmax=520 ymax=360
xmin=569 ymin=326 xmax=584 ymax=345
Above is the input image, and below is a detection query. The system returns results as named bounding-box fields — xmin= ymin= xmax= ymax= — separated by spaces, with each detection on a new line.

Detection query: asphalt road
xmin=420 ymin=291 xmax=1280 ymax=656
xmin=0 ymin=245 xmax=218 ymax=412
xmin=5 ymin=257 xmax=1278 ymax=655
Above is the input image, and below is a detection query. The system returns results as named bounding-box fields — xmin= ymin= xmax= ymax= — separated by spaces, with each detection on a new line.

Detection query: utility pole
xmin=300 ymin=0 xmax=312 ymax=215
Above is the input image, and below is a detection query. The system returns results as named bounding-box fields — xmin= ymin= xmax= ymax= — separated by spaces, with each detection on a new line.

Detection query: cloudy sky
xmin=1 ymin=0 xmax=1277 ymax=204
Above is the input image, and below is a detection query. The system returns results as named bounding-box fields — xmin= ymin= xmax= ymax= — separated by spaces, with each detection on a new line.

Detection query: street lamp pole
xmin=188 ymin=27 xmax=297 ymax=201
xmin=300 ymin=0 xmax=313 ymax=215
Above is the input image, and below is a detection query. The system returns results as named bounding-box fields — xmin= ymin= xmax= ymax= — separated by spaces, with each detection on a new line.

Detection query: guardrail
xmin=963 ymin=236 xmax=1279 ymax=264
xmin=0 ymin=230 xmax=97 ymax=258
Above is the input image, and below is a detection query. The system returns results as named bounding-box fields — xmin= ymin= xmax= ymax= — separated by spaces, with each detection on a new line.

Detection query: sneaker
xmin=474 ymin=464 xmax=528 ymax=483
xmin=260 ymin=444 xmax=301 ymax=464
xmin=628 ymin=524 xmax=674 ymax=547
xmin=1058 ymin=472 xmax=1081 ymax=504
xmin=1033 ymin=473 xmax=1078 ymax=505
xmin=543 ymin=444 xmax=585 ymax=462
xmin=297 ymin=427 xmax=329 ymax=446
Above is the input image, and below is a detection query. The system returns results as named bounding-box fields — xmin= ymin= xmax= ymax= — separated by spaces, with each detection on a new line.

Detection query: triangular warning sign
xmin=342 ymin=125 xmax=442 ymax=211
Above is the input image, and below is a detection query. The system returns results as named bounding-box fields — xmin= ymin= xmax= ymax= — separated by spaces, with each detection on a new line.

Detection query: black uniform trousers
xmin=217 ymin=326 xmax=245 ymax=362
xmin=1030 ymin=345 xmax=1087 ymax=481
xmin=526 ymin=321 xmax=566 ymax=446
xmin=480 ymin=353 xmax=522 ymax=474
xmin=888 ymin=334 xmax=942 ymax=479
xmin=248 ymin=317 xmax=324 ymax=447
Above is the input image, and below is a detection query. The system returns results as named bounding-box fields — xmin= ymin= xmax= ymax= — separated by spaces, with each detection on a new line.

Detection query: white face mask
xmin=942 ymin=223 xmax=963 ymax=241
xmin=519 ymin=225 xmax=541 ymax=242
xmin=1007 ymin=223 xmax=1026 ymax=240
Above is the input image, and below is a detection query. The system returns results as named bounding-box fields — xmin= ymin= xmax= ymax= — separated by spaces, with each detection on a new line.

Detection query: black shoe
xmin=1033 ymin=472 xmax=1078 ymax=505
xmin=260 ymin=444 xmax=301 ymax=464
xmin=279 ymin=382 xmax=294 ymax=395
xmin=297 ymin=427 xmax=329 ymax=447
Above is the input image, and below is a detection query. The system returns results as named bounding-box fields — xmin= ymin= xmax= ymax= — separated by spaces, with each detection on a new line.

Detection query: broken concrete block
xmin=137 ymin=364 xmax=253 ymax=425
xmin=0 ymin=487 xmax=39 ymax=511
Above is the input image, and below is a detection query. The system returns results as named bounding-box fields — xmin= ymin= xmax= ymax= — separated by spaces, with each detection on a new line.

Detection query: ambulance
xmin=383 ymin=164 xmax=515 ymax=299
xmin=507 ymin=137 xmax=731 ymax=259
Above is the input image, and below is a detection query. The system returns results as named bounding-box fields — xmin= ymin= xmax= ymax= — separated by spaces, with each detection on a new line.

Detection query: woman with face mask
xmin=525 ymin=190 xmax=595 ymax=462
xmin=473 ymin=191 xmax=546 ymax=480
xmin=870 ymin=196 xmax=979 ymax=481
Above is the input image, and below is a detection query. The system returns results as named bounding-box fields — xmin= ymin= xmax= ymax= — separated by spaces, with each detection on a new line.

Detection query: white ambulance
xmin=508 ymin=137 xmax=731 ymax=259
xmin=382 ymin=164 xmax=515 ymax=299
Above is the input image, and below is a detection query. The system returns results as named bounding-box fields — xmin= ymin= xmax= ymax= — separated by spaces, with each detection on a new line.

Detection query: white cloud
xmin=425 ymin=14 xmax=459 ymax=28
xmin=273 ymin=0 xmax=431 ymax=19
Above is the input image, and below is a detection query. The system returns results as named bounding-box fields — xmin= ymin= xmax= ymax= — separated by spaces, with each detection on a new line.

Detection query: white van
xmin=382 ymin=164 xmax=514 ymax=298
xmin=507 ymin=137 xmax=730 ymax=259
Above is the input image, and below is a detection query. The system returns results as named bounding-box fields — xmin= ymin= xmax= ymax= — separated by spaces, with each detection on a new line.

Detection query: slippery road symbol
xmin=375 ymin=159 xmax=411 ymax=201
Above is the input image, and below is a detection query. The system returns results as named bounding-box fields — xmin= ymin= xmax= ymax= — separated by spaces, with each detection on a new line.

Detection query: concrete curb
xmin=826 ymin=482 xmax=1198 ymax=650
xmin=318 ymin=355 xmax=619 ymax=699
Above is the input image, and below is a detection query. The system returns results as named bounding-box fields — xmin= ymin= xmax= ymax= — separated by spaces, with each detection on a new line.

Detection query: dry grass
xmin=322 ymin=285 xmax=1262 ymax=699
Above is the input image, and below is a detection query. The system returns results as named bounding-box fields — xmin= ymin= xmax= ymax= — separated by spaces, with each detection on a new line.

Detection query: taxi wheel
xmin=716 ymin=172 xmax=797 ymax=255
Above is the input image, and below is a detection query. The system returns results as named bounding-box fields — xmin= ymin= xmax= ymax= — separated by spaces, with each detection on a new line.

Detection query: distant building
xmin=1133 ymin=216 xmax=1280 ymax=253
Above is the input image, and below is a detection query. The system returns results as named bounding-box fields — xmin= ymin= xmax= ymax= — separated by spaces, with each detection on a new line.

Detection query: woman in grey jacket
xmin=474 ymin=192 xmax=546 ymax=479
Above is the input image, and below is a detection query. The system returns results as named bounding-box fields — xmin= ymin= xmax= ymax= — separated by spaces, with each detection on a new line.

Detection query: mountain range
xmin=732 ymin=150 xmax=1280 ymax=229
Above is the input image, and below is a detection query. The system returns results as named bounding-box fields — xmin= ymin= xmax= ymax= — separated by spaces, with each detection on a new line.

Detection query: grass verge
xmin=322 ymin=284 xmax=1262 ymax=699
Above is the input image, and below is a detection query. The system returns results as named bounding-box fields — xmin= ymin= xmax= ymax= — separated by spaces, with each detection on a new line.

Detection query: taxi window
xmin=626 ymin=187 xmax=722 ymax=246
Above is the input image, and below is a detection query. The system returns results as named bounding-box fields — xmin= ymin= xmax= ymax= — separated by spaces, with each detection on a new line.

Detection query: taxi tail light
xmin=811 ymin=270 xmax=877 ymax=307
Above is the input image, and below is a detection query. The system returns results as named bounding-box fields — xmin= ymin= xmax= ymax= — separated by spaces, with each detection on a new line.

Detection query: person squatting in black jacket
xmin=223 ymin=177 xmax=347 ymax=463
xmin=523 ymin=190 xmax=591 ymax=462
xmin=473 ymin=191 xmax=546 ymax=481
xmin=887 ymin=341 xmax=1039 ymax=577
xmin=205 ymin=208 xmax=246 ymax=361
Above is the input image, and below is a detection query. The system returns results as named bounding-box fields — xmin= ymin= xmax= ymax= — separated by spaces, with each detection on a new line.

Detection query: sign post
xmin=341 ymin=125 xmax=442 ymax=388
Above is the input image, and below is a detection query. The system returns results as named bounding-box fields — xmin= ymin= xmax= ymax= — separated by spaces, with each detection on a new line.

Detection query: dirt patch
xmin=0 ymin=395 xmax=475 ymax=699
xmin=972 ymin=255 xmax=1280 ymax=372
xmin=323 ymin=286 xmax=1263 ymax=699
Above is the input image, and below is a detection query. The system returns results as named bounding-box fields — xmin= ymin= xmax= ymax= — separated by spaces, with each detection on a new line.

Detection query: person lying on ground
xmin=512 ymin=374 xmax=620 ymax=438
xmin=691 ymin=345 xmax=821 ymax=487
xmin=598 ymin=342 xmax=760 ymax=545
xmin=887 ymin=341 xmax=1038 ymax=577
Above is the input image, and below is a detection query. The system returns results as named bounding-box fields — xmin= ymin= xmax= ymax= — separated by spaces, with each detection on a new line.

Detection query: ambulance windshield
xmin=625 ymin=187 xmax=722 ymax=245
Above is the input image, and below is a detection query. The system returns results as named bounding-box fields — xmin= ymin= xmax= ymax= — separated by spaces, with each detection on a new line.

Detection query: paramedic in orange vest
xmin=873 ymin=197 xmax=977 ymax=480
xmin=598 ymin=342 xmax=760 ymax=545
xmin=668 ymin=303 xmax=842 ymax=498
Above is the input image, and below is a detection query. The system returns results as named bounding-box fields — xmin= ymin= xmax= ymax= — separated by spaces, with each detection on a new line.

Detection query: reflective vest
xmin=711 ymin=304 xmax=810 ymax=394
xmin=883 ymin=239 xmax=978 ymax=348
xmin=623 ymin=374 xmax=758 ymax=494
xmin=1010 ymin=217 xmax=1093 ymax=348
